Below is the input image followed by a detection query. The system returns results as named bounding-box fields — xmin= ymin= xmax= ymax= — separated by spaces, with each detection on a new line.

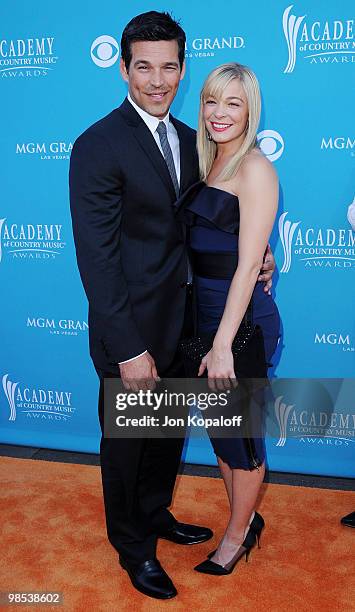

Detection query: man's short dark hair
xmin=121 ymin=11 xmax=186 ymax=70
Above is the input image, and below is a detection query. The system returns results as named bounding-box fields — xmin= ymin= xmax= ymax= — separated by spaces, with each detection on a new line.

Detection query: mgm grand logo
xmin=16 ymin=142 xmax=73 ymax=160
xmin=185 ymin=35 xmax=245 ymax=58
xmin=26 ymin=317 xmax=88 ymax=336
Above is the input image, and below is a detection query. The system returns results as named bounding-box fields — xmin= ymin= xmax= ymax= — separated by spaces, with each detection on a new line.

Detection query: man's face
xmin=120 ymin=40 xmax=185 ymax=119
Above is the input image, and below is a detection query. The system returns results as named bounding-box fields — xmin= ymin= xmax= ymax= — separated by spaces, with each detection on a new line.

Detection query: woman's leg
xmin=217 ymin=456 xmax=233 ymax=509
xmin=212 ymin=461 xmax=265 ymax=566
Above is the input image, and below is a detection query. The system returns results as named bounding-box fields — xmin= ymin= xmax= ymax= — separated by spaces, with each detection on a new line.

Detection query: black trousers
xmin=96 ymin=288 xmax=193 ymax=564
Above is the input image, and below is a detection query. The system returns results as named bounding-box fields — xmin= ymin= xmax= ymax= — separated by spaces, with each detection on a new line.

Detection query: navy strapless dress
xmin=176 ymin=181 xmax=281 ymax=469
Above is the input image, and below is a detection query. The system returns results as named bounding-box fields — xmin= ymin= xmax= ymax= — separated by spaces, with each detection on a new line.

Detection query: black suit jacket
xmin=69 ymin=98 xmax=199 ymax=373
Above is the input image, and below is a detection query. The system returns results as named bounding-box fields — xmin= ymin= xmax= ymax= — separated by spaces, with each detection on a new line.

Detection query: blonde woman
xmin=178 ymin=63 xmax=280 ymax=574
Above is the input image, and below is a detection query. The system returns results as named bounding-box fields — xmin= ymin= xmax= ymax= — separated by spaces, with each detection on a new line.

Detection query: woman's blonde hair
xmin=197 ymin=62 xmax=261 ymax=182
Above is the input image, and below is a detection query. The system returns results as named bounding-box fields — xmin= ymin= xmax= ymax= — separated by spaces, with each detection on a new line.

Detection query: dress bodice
xmin=175 ymin=181 xmax=240 ymax=254
xmin=175 ymin=180 xmax=280 ymax=357
xmin=176 ymin=180 xmax=239 ymax=232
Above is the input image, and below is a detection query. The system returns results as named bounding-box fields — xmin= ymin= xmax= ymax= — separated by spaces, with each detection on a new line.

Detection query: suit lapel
xmin=118 ymin=98 xmax=176 ymax=201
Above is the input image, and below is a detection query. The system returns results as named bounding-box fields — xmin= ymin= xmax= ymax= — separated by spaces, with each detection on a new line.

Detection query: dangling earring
xmin=206 ymin=130 xmax=213 ymax=141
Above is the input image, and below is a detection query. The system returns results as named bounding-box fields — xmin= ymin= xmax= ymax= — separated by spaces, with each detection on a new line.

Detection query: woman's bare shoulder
xmin=235 ymin=148 xmax=278 ymax=193
xmin=241 ymin=147 xmax=276 ymax=177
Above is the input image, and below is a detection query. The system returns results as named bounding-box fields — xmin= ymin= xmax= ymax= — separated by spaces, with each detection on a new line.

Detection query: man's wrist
xmin=118 ymin=350 xmax=147 ymax=365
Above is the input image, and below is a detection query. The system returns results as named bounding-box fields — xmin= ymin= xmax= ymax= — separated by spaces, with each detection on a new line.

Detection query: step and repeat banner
xmin=1 ymin=0 xmax=354 ymax=476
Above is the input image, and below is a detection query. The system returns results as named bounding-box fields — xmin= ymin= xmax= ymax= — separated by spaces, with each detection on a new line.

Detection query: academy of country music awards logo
xmin=26 ymin=316 xmax=88 ymax=337
xmin=0 ymin=37 xmax=58 ymax=78
xmin=2 ymin=374 xmax=75 ymax=423
xmin=283 ymin=5 xmax=355 ymax=73
xmin=274 ymin=395 xmax=355 ymax=448
xmin=16 ymin=141 xmax=73 ymax=161
xmin=90 ymin=32 xmax=246 ymax=67
xmin=278 ymin=206 xmax=355 ymax=272
xmin=0 ymin=218 xmax=66 ymax=263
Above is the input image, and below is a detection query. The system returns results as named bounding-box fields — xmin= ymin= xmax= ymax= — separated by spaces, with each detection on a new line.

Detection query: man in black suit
xmin=70 ymin=11 xmax=274 ymax=599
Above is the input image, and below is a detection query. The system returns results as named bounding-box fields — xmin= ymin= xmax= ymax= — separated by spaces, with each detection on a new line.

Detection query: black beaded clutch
xmin=179 ymin=321 xmax=255 ymax=364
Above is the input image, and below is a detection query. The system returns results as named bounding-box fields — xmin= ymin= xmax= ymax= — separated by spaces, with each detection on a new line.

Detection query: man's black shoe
xmin=341 ymin=511 xmax=355 ymax=528
xmin=158 ymin=522 xmax=213 ymax=545
xmin=119 ymin=557 xmax=177 ymax=600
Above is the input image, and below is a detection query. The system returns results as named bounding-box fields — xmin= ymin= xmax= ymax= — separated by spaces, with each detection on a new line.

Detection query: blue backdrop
xmin=1 ymin=0 xmax=354 ymax=476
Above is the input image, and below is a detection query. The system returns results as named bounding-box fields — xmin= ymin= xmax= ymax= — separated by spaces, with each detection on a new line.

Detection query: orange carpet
xmin=0 ymin=456 xmax=354 ymax=612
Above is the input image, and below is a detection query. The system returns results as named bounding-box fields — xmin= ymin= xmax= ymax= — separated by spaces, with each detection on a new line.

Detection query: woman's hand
xmin=198 ymin=346 xmax=237 ymax=390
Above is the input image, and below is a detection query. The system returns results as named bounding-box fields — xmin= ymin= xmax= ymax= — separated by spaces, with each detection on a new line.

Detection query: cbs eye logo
xmin=257 ymin=130 xmax=284 ymax=162
xmin=91 ymin=35 xmax=120 ymax=68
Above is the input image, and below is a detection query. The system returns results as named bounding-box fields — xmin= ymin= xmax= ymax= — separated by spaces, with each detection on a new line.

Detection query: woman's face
xmin=203 ymin=78 xmax=249 ymax=145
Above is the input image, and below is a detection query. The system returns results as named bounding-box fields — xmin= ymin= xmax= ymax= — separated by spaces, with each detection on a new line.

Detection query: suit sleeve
xmin=69 ymin=129 xmax=146 ymax=363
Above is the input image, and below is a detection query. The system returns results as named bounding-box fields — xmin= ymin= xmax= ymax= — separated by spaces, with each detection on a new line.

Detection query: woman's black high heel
xmin=194 ymin=529 xmax=256 ymax=575
xmin=207 ymin=511 xmax=265 ymax=559
xmin=252 ymin=511 xmax=265 ymax=549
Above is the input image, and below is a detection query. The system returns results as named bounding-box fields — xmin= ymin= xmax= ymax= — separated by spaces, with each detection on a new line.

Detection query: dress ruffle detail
xmin=174 ymin=181 xmax=240 ymax=234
